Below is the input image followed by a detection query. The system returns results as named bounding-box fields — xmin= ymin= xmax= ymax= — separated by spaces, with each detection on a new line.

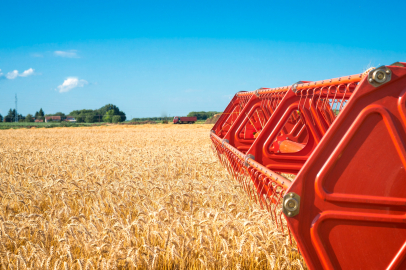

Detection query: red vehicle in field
xmin=173 ymin=116 xmax=197 ymax=124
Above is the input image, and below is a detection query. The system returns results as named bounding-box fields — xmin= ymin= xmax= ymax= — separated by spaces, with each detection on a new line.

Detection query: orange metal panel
xmin=210 ymin=63 xmax=406 ymax=269
xmin=286 ymin=65 xmax=406 ymax=269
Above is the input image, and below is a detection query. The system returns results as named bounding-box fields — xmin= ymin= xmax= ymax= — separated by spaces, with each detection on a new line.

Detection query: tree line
xmin=130 ymin=117 xmax=169 ymax=122
xmin=130 ymin=111 xmax=222 ymax=122
xmin=187 ymin=111 xmax=222 ymax=120
xmin=0 ymin=108 xmax=221 ymax=124
xmin=1 ymin=104 xmax=126 ymax=123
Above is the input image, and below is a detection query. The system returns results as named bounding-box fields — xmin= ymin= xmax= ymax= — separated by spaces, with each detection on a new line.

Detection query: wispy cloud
xmin=57 ymin=77 xmax=88 ymax=93
xmin=20 ymin=68 xmax=35 ymax=77
xmin=4 ymin=68 xmax=35 ymax=79
xmin=54 ymin=50 xmax=79 ymax=58
xmin=6 ymin=70 xmax=19 ymax=79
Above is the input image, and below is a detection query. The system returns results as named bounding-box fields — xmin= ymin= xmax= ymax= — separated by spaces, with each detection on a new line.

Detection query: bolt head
xmin=372 ymin=70 xmax=387 ymax=83
xmin=369 ymin=78 xmax=373 ymax=83
xmin=284 ymin=197 xmax=298 ymax=212
xmin=386 ymin=69 xmax=391 ymax=74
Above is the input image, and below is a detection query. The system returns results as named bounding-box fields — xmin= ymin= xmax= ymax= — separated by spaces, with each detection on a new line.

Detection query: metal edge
xmin=210 ymin=133 xmax=292 ymax=189
xmin=291 ymin=81 xmax=304 ymax=93
xmin=390 ymin=62 xmax=405 ymax=67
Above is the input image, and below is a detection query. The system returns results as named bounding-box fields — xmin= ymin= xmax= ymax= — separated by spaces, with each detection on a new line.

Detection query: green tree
xmin=46 ymin=112 xmax=66 ymax=117
xmin=5 ymin=109 xmax=14 ymax=122
xmin=35 ymin=109 xmax=45 ymax=121
xmin=112 ymin=115 xmax=121 ymax=123
xmin=69 ymin=109 xmax=94 ymax=117
xmin=187 ymin=111 xmax=222 ymax=120
xmin=98 ymin=104 xmax=118 ymax=115
xmin=103 ymin=110 xmax=115 ymax=123
xmin=0 ymin=114 xmax=2 ymax=122
xmin=98 ymin=104 xmax=126 ymax=121
xmin=85 ymin=115 xmax=95 ymax=123
xmin=67 ymin=104 xmax=126 ymax=123
xmin=25 ymin=114 xmax=34 ymax=122
xmin=4 ymin=109 xmax=23 ymax=122
xmin=76 ymin=116 xmax=85 ymax=123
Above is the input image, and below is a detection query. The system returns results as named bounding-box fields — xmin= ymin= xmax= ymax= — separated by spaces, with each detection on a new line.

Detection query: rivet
xmin=288 ymin=212 xmax=292 ymax=216
xmin=369 ymin=78 xmax=373 ymax=83
xmin=386 ymin=69 xmax=391 ymax=74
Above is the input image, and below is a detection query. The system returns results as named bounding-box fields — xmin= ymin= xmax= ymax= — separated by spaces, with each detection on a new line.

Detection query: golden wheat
xmin=0 ymin=124 xmax=306 ymax=269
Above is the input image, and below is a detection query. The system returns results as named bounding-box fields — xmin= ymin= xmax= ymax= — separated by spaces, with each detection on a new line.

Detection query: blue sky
xmin=1 ymin=0 xmax=405 ymax=118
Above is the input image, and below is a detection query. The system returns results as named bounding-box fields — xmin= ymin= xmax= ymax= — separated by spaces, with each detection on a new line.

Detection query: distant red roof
xmin=45 ymin=116 xmax=61 ymax=120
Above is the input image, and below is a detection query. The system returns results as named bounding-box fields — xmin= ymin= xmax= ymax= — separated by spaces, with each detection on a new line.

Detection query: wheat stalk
xmin=0 ymin=125 xmax=306 ymax=269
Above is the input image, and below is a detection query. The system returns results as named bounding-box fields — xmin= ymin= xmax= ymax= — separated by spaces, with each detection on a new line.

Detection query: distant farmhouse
xmin=65 ymin=116 xmax=76 ymax=122
xmin=44 ymin=116 xmax=76 ymax=123
xmin=45 ymin=116 xmax=61 ymax=122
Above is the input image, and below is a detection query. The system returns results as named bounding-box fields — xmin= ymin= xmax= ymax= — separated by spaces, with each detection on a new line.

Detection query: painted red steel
xmin=210 ymin=63 xmax=406 ymax=269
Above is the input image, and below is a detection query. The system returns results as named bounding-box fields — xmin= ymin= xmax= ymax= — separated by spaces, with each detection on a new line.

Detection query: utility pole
xmin=15 ymin=94 xmax=18 ymax=122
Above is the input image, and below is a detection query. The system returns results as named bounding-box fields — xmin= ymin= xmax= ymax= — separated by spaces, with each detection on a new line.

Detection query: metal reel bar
xmin=210 ymin=133 xmax=292 ymax=234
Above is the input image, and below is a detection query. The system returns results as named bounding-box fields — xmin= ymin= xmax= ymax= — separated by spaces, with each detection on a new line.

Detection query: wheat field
xmin=0 ymin=125 xmax=306 ymax=269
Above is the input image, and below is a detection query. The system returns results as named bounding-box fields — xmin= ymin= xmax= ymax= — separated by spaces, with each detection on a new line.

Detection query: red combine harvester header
xmin=173 ymin=116 xmax=197 ymax=124
xmin=210 ymin=62 xmax=406 ymax=270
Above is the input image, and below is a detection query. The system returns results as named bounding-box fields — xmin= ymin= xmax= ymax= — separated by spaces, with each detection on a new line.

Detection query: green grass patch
xmin=0 ymin=122 xmax=107 ymax=130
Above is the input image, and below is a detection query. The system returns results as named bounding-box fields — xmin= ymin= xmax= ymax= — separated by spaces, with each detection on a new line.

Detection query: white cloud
xmin=54 ymin=50 xmax=79 ymax=58
xmin=6 ymin=70 xmax=18 ymax=79
xmin=0 ymin=69 xmax=3 ymax=77
xmin=4 ymin=68 xmax=35 ymax=79
xmin=57 ymin=77 xmax=88 ymax=93
xmin=20 ymin=68 xmax=35 ymax=77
